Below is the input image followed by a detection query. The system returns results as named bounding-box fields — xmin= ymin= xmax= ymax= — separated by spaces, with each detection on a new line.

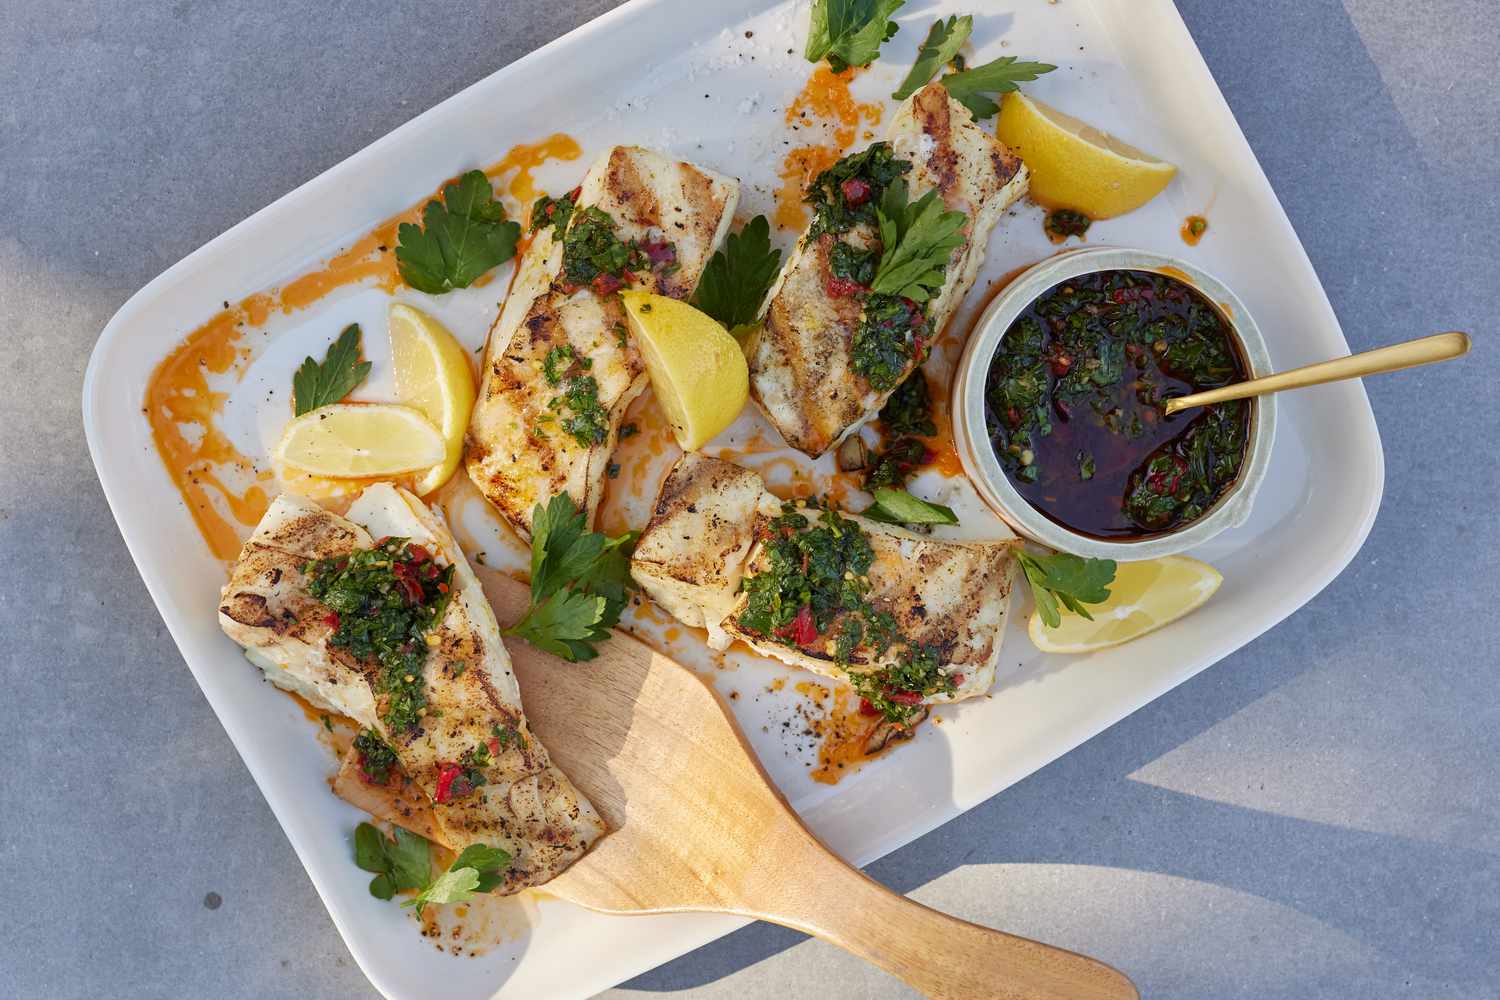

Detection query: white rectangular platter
xmin=82 ymin=1 xmax=1383 ymax=997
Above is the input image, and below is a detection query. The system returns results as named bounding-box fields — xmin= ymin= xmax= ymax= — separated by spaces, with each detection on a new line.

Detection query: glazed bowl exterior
xmin=951 ymin=246 xmax=1277 ymax=561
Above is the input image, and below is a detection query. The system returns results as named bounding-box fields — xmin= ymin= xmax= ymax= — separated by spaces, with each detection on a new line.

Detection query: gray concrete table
xmin=2 ymin=2 xmax=1496 ymax=997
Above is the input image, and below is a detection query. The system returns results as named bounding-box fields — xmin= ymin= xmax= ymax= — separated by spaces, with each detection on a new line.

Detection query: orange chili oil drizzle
xmin=143 ymin=134 xmax=581 ymax=560
xmin=774 ymin=66 xmax=883 ymax=231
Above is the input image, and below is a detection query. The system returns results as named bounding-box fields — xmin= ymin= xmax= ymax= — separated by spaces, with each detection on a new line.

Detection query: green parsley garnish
xmin=292 ymin=324 xmax=371 ymax=416
xmin=395 ymin=170 xmax=521 ymax=294
xmin=562 ymin=206 xmax=641 ymax=288
xmin=353 ymin=823 xmax=432 ymax=901
xmin=1016 ymin=551 xmax=1116 ymax=628
xmin=353 ymin=729 xmax=399 ymax=785
xmin=892 ymin=15 xmax=972 ymax=99
xmin=879 ymin=371 xmax=937 ymax=437
xmin=1045 ymin=208 xmax=1092 ymax=241
xmin=859 ymin=487 xmax=958 ymax=527
xmin=863 ymin=436 xmax=929 ymax=491
xmin=805 ymin=0 xmax=906 ymax=73
xmin=871 ymin=179 xmax=968 ymax=302
xmin=403 ymin=843 xmax=511 ymax=915
xmin=806 ymin=142 xmax=911 ymax=238
xmin=353 ymin=823 xmax=511 ymax=914
xmin=849 ymin=643 xmax=954 ymax=725
xmin=940 ymin=56 xmax=1057 ymax=120
xmin=530 ymin=188 xmax=578 ymax=236
xmin=503 ymin=493 xmax=637 ymax=662
xmin=305 ymin=539 xmax=455 ymax=733
xmin=694 ymin=215 xmax=782 ymax=331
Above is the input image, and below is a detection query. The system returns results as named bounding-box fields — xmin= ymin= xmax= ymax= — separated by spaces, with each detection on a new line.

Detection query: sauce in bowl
xmin=983 ymin=269 xmax=1250 ymax=540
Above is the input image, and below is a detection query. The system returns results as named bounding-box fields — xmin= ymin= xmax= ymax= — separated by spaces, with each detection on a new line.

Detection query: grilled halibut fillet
xmin=218 ymin=484 xmax=604 ymax=891
xmin=748 ymin=82 xmax=1029 ymax=456
xmin=631 ymin=455 xmax=1019 ymax=706
xmin=466 ymin=146 xmax=739 ymax=535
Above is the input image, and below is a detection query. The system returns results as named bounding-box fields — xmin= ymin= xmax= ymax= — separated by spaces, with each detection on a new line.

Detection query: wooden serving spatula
xmin=349 ymin=568 xmax=1138 ymax=999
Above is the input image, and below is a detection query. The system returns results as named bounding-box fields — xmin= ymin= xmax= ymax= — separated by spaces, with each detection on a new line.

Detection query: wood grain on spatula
xmin=346 ymin=567 xmax=1139 ymax=1000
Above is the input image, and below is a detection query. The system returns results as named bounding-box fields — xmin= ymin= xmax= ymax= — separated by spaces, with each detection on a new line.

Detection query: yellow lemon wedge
xmin=388 ymin=303 xmax=477 ymax=495
xmin=996 ymin=91 xmax=1177 ymax=219
xmin=1028 ymin=555 xmax=1222 ymax=653
xmin=620 ymin=291 xmax=748 ymax=451
xmin=277 ymin=403 xmax=445 ymax=478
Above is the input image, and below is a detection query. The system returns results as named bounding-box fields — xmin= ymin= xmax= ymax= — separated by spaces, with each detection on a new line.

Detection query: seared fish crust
xmin=466 ymin=146 xmax=739 ymax=535
xmin=748 ymin=83 xmax=1029 ymax=456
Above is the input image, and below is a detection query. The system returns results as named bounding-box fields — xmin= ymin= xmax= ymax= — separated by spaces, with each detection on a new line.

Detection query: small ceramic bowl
xmin=951 ymin=246 xmax=1277 ymax=561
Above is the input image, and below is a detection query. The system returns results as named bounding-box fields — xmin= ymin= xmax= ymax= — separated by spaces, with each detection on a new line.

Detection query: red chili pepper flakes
xmin=406 ymin=543 xmax=431 ymax=563
xmin=858 ymin=697 xmax=880 ymax=717
xmin=591 ymin=273 xmax=624 ymax=296
xmin=886 ymin=689 xmax=924 ymax=706
xmin=323 ymin=612 xmax=341 ymax=630
xmin=487 ymin=737 xmax=501 ymax=757
xmin=952 ymin=673 xmax=965 ymax=687
xmin=436 ymin=582 xmax=449 ymax=593
xmin=774 ymin=605 xmax=819 ymax=647
xmin=826 ymin=276 xmax=866 ymax=299
xmin=840 ymin=177 xmax=872 ymax=206
xmin=434 ymin=763 xmax=461 ymax=804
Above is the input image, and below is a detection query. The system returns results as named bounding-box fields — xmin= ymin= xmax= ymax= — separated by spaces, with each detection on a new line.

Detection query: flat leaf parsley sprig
xmin=503 ymin=492 xmax=637 ymax=662
xmin=396 ymin=170 xmax=522 ymax=294
xmin=353 ymin=823 xmax=511 ymax=915
xmin=292 ymin=323 xmax=372 ymax=416
xmin=805 ymin=0 xmax=906 ymax=73
xmin=693 ymin=215 xmax=782 ymax=335
xmin=1017 ymin=551 xmax=1116 ymax=629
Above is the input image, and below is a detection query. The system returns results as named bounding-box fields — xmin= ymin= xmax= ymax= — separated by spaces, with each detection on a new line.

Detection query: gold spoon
xmin=1162 ymin=331 xmax=1471 ymax=415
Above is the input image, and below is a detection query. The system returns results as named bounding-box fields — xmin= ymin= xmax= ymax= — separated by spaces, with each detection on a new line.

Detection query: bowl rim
xmin=952 ymin=245 xmax=1278 ymax=561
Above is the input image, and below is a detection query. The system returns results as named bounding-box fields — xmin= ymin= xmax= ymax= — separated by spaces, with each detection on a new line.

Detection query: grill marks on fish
xmin=630 ymin=455 xmax=1019 ymax=705
xmin=466 ymin=146 xmax=739 ymax=534
xmin=749 ymin=83 xmax=1030 ymax=457
xmin=218 ymin=486 xmax=604 ymax=892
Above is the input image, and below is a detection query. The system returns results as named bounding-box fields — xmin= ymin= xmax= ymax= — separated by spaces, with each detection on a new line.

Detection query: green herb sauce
xmin=305 ymin=539 xmax=455 ymax=734
xmin=736 ymin=501 xmax=955 ymax=725
xmin=984 ymin=269 xmax=1250 ymax=538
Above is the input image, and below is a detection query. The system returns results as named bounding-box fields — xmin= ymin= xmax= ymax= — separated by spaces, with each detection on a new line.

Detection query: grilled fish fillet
xmin=631 ymin=455 xmax=1019 ymax=705
xmin=218 ymin=484 xmax=604 ymax=891
xmin=748 ymin=82 xmax=1029 ymax=456
xmin=466 ymin=146 xmax=739 ymax=535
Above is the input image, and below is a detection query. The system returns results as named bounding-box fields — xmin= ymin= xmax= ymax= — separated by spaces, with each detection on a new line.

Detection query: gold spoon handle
xmin=1162 ymin=331 xmax=1471 ymax=415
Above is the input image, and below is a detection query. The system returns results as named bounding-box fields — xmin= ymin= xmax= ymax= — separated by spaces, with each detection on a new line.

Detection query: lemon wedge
xmin=387 ymin=303 xmax=477 ymax=495
xmin=620 ymin=291 xmax=748 ymax=450
xmin=277 ymin=403 xmax=445 ymax=478
xmin=996 ymin=91 xmax=1177 ymax=219
xmin=1028 ymin=555 xmax=1222 ymax=653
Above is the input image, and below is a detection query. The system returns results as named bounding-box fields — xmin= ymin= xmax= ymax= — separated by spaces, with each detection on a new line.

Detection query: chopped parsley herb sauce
xmin=530 ymin=186 xmax=579 ymax=237
xmin=735 ymin=501 xmax=955 ymax=726
xmin=804 ymin=143 xmax=939 ymax=392
xmin=540 ymin=344 xmax=609 ymax=447
xmin=984 ymin=269 xmax=1249 ymax=538
xmin=305 ymin=538 xmax=455 ymax=734
xmin=559 ymin=205 xmax=677 ymax=297
xmin=1044 ymin=208 xmax=1092 ymax=242
xmin=353 ymin=729 xmax=399 ymax=785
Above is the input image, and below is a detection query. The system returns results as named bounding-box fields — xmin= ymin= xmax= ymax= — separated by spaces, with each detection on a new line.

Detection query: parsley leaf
xmin=879 ymin=370 xmax=936 ymax=437
xmin=352 ymin=823 xmax=432 ymax=901
xmin=403 ymin=867 xmax=478 ymax=914
xmin=504 ymin=492 xmax=637 ymax=662
xmin=694 ymin=216 xmax=782 ymax=330
xmin=1016 ymin=551 xmax=1116 ymax=629
xmin=395 ymin=170 xmax=521 ymax=294
xmin=859 ymin=487 xmax=958 ymax=526
xmin=292 ymin=324 xmax=371 ymax=416
xmin=402 ymin=842 xmax=512 ymax=914
xmin=871 ymin=180 xmax=968 ymax=302
xmin=806 ymin=0 xmax=906 ymax=73
xmin=941 ymin=56 xmax=1057 ymax=120
xmin=892 ymin=16 xmax=972 ymax=100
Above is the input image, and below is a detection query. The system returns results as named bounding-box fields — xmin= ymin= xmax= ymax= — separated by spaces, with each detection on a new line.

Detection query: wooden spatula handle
xmin=751 ymin=836 xmax=1138 ymax=1000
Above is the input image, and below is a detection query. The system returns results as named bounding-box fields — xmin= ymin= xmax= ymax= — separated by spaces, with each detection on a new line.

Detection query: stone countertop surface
xmin=1 ymin=1 xmax=1495 ymax=997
